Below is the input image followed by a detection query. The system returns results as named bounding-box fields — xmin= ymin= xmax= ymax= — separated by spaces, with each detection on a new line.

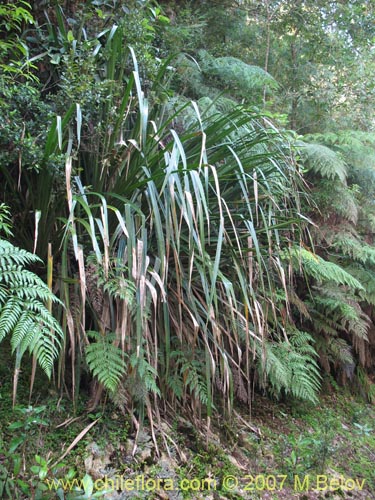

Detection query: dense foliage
xmin=1 ymin=0 xmax=375 ymax=431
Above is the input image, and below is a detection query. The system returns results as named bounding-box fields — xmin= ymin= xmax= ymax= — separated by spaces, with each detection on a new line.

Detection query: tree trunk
xmin=289 ymin=37 xmax=298 ymax=130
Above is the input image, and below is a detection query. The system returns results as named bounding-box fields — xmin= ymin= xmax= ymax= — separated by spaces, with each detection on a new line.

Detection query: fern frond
xmin=0 ymin=298 xmax=22 ymax=341
xmin=332 ymin=233 xmax=375 ymax=266
xmin=181 ymin=359 xmax=209 ymax=405
xmin=88 ymin=254 xmax=136 ymax=305
xmin=129 ymin=353 xmax=161 ymax=397
xmin=174 ymin=53 xmax=213 ymax=99
xmin=11 ymin=282 xmax=61 ymax=303
xmin=258 ymin=330 xmax=321 ymax=403
xmin=29 ymin=326 xmax=61 ymax=375
xmin=287 ymin=247 xmax=364 ymax=290
xmin=288 ymin=288 xmax=311 ymax=319
xmin=0 ymin=237 xmax=63 ymax=377
xmin=357 ymin=366 xmax=375 ymax=403
xmin=313 ymin=335 xmax=354 ymax=373
xmin=166 ymin=372 xmax=184 ymax=399
xmin=346 ymin=265 xmax=375 ymax=305
xmin=298 ymin=141 xmax=347 ymax=182
xmin=310 ymin=315 xmax=339 ymax=336
xmin=10 ymin=311 xmax=35 ymax=353
xmin=85 ymin=331 xmax=127 ymax=393
xmin=200 ymin=51 xmax=278 ymax=96
xmin=313 ymin=180 xmax=359 ymax=223
xmin=102 ymin=275 xmax=135 ymax=303
xmin=0 ymin=204 xmax=13 ymax=237
xmin=328 ymin=338 xmax=354 ymax=366
xmin=312 ymin=295 xmax=369 ymax=339
xmin=259 ymin=344 xmax=290 ymax=391
xmin=0 ymin=284 xmax=7 ymax=304
xmin=288 ymin=357 xmax=321 ymax=401
xmin=305 ymin=130 xmax=375 ymax=158
xmin=0 ymin=240 xmax=41 ymax=267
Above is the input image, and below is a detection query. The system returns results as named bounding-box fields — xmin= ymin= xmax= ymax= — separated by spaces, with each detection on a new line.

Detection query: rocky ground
xmin=1 ymin=373 xmax=374 ymax=500
xmin=78 ymin=395 xmax=375 ymax=500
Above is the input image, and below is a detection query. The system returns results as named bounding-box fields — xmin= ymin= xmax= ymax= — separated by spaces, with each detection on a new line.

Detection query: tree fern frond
xmin=11 ymin=282 xmax=62 ymax=303
xmin=288 ymin=358 xmax=321 ymax=401
xmin=0 ymin=284 xmax=7 ymax=304
xmin=328 ymin=338 xmax=354 ymax=366
xmin=346 ymin=265 xmax=375 ymax=305
xmin=313 ymin=180 xmax=359 ymax=223
xmin=311 ymin=315 xmax=340 ymax=336
xmin=23 ymin=300 xmax=62 ymax=326
xmin=288 ymin=288 xmax=311 ymax=319
xmin=298 ymin=141 xmax=347 ymax=182
xmin=214 ymin=96 xmax=237 ymax=114
xmin=166 ymin=372 xmax=184 ymax=399
xmin=200 ymin=50 xmax=278 ymax=97
xmin=29 ymin=326 xmax=61 ymax=376
xmin=314 ymin=335 xmax=354 ymax=368
xmin=87 ymin=254 xmax=136 ymax=306
xmin=312 ymin=295 xmax=369 ymax=339
xmin=289 ymin=330 xmax=315 ymax=350
xmin=359 ymin=205 xmax=375 ymax=233
xmin=0 ymin=204 xmax=13 ymax=237
xmin=332 ymin=232 xmax=375 ymax=266
xmin=174 ymin=53 xmax=213 ymax=99
xmin=259 ymin=345 xmax=290 ymax=390
xmin=357 ymin=366 xmax=375 ymax=403
xmin=129 ymin=352 xmax=161 ymax=397
xmin=10 ymin=311 xmax=34 ymax=353
xmin=287 ymin=246 xmax=364 ymax=290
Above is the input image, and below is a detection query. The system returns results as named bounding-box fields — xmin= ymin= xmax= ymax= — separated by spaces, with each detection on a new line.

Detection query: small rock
xmin=84 ymin=441 xmax=114 ymax=479
xmin=137 ymin=445 xmax=152 ymax=463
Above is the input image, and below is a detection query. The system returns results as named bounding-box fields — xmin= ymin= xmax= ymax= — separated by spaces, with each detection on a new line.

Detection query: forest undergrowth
xmin=1 ymin=359 xmax=374 ymax=500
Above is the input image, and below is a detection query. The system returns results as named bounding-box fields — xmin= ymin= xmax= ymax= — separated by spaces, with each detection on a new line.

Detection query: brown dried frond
xmin=232 ymin=367 xmax=248 ymax=404
xmin=110 ymin=382 xmax=129 ymax=415
xmin=86 ymin=262 xmax=103 ymax=316
xmin=288 ymin=288 xmax=311 ymax=319
xmin=69 ymin=283 xmax=81 ymax=326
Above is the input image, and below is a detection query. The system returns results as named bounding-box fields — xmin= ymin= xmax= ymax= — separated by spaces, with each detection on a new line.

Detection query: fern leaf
xmin=287 ymin=246 xmax=364 ymax=290
xmin=257 ymin=331 xmax=321 ymax=403
xmin=129 ymin=352 xmax=161 ymax=397
xmin=311 ymin=294 xmax=369 ymax=339
xmin=347 ymin=266 xmax=375 ymax=305
xmin=85 ymin=331 xmax=127 ymax=393
xmin=30 ymin=326 xmax=61 ymax=376
xmin=0 ymin=240 xmax=41 ymax=267
xmin=0 ymin=297 xmax=22 ymax=341
xmin=166 ymin=373 xmax=184 ymax=399
xmin=10 ymin=311 xmax=34 ymax=353
xmin=200 ymin=51 xmax=278 ymax=96
xmin=0 ymin=237 xmax=63 ymax=377
xmin=313 ymin=180 xmax=358 ymax=223
xmin=332 ymin=233 xmax=375 ymax=266
xmin=181 ymin=359 xmax=208 ymax=405
xmin=298 ymin=141 xmax=347 ymax=182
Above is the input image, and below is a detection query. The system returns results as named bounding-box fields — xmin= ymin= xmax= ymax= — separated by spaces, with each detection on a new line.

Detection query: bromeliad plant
xmin=51 ymin=20 xmax=319 ymax=422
